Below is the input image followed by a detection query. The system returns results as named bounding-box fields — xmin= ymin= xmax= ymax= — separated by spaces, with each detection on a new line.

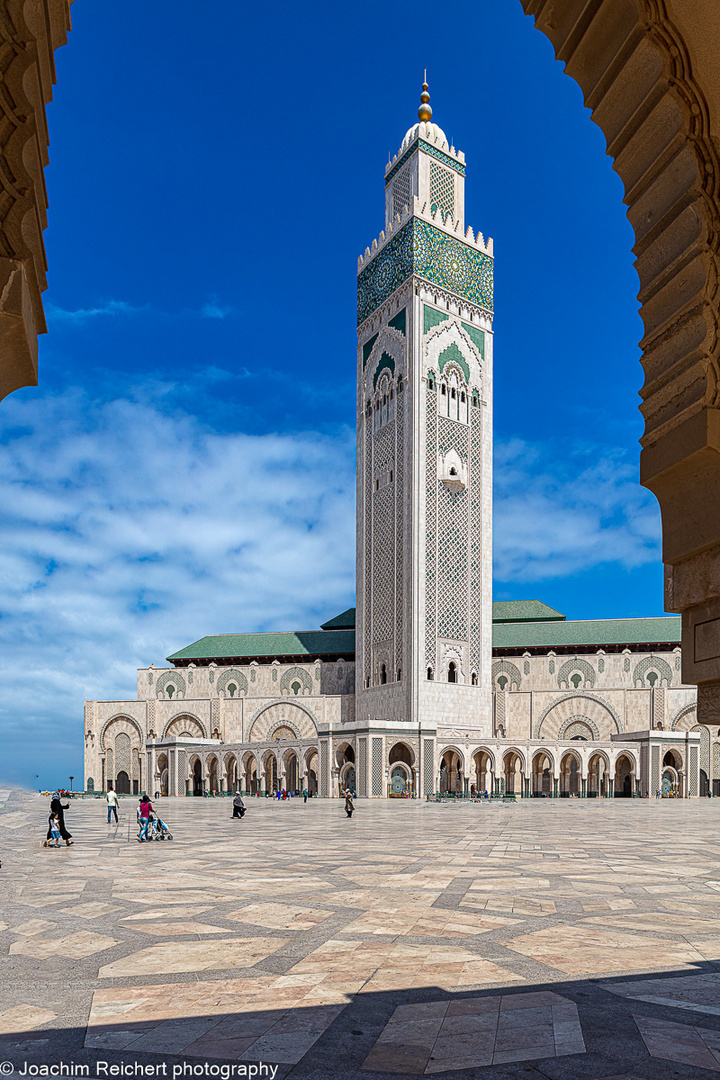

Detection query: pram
xmin=147 ymin=812 xmax=173 ymax=841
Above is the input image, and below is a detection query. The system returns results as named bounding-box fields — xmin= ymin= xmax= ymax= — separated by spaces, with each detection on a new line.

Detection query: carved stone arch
xmin=520 ymin=2 xmax=720 ymax=727
xmin=472 ymin=746 xmax=498 ymax=773
xmin=531 ymin=747 xmax=557 ymax=773
xmin=492 ymin=660 xmax=522 ymax=691
xmin=248 ymin=701 xmax=318 ymax=742
xmin=557 ymin=657 xmax=596 ymax=690
xmin=633 ymin=655 xmax=673 ymax=688
xmin=671 ymin=703 xmax=698 ymax=730
xmin=155 ymin=670 xmax=187 ymax=699
xmin=217 ymin=669 xmax=249 ymax=697
xmin=163 ymin=713 xmax=207 ymax=739
xmin=501 ymin=746 xmax=527 ymax=773
xmin=425 ymin=321 xmax=478 ymax=385
xmin=559 ymin=746 xmax=583 ymax=768
xmin=100 ymin=715 xmax=144 ymax=752
xmin=558 ymin=715 xmax=601 ymax=741
xmin=613 ymin=748 xmax=640 ymax=775
xmin=439 ymin=745 xmax=466 ymax=770
xmin=366 ymin=327 xmax=405 ymax=391
xmin=279 ymin=666 xmax=313 ymax=696
xmin=535 ymin=694 xmax=621 ymax=739
xmin=587 ymin=748 xmax=611 ymax=772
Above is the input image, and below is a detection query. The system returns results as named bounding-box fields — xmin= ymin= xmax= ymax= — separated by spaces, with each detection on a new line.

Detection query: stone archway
xmin=520 ymin=1 xmax=720 ymax=727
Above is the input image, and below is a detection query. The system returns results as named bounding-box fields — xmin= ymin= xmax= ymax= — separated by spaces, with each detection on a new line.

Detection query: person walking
xmin=137 ymin=794 xmax=153 ymax=842
xmin=344 ymin=791 xmax=354 ymax=818
xmin=106 ymin=786 xmax=119 ymax=824
xmin=303 ymin=789 xmax=308 ymax=804
xmin=232 ymin=792 xmax=245 ymax=819
xmin=45 ymin=791 xmax=72 ymax=847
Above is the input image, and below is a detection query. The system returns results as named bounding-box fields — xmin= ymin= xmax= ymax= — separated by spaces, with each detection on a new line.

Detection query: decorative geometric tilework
xmin=395 ymin=392 xmax=404 ymax=677
xmin=362 ymin=333 xmax=379 ymax=370
xmin=423 ymin=739 xmax=434 ymax=794
xmin=424 ymin=304 xmax=449 ymax=334
xmin=177 ymin=750 xmax=185 ymax=794
xmin=363 ymin=409 xmax=373 ymax=684
xmin=438 ymin=415 xmax=469 ymax=456
xmin=690 ymin=745 xmax=699 ymax=796
xmin=320 ymin=742 xmax=328 ymax=798
xmin=280 ymin=666 xmax=312 ymax=694
xmin=211 ymin=699 xmax=220 ymax=730
xmin=358 ymin=737 xmax=367 ymax=798
xmin=652 ymin=688 xmax=666 ymax=730
xmin=372 ymin=737 xmax=383 ymax=796
xmin=651 ymin=744 xmax=660 ymax=794
xmin=492 ymin=660 xmax=521 ymax=691
xmin=357 ymin=219 xmax=493 ymax=325
xmin=624 ymin=656 xmax=631 ymax=672
xmin=155 ymin=670 xmax=186 ymax=697
xmin=388 ymin=307 xmax=406 ymax=335
xmin=115 ymin=733 xmax=131 ymax=782
xmin=548 ymin=659 xmax=555 ymax=674
xmin=461 ymin=321 xmax=485 ymax=358
xmin=392 ymin=164 xmax=412 ymax=219
xmin=469 ymin=406 xmax=483 ymax=679
xmin=598 ymin=657 xmax=605 ymax=673
xmin=714 ymin=742 xmax=720 ymax=780
xmin=438 ymin=342 xmax=470 ymax=384
xmin=217 ymin=668 xmax=248 ymax=696
xmin=557 ymin=658 xmax=596 ymax=690
xmin=425 ymin=389 xmax=437 ymax=672
xmin=437 ymin=482 xmax=468 ymax=642
xmin=430 ymin=162 xmax=455 ymax=220
xmin=524 ymin=660 xmax=530 ymax=675
xmin=372 ymin=351 xmax=395 ymax=389
xmin=558 ymin=716 xmax=600 ymax=740
xmin=385 ymin=138 xmax=465 ymax=186
xmin=633 ymin=655 xmax=673 ymax=687
xmin=372 ymin=423 xmax=396 ymax=648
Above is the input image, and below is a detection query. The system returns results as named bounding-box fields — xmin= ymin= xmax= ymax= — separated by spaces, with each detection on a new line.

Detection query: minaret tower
xmin=355 ymin=83 xmax=494 ymax=794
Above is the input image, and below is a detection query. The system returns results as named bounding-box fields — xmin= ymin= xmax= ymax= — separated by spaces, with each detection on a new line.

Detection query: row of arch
xmin=154 ymin=747 xmax=320 ymax=797
xmin=439 ymin=745 xmax=642 ymax=798
xmin=492 ymin=654 xmax=678 ymax=692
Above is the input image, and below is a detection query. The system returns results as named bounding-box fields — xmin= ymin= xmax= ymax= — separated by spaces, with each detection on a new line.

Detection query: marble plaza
xmin=4 ymin=790 xmax=720 ymax=1076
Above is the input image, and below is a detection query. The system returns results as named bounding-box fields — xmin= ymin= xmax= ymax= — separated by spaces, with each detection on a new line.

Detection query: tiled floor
xmin=4 ymin=790 xmax=720 ymax=1077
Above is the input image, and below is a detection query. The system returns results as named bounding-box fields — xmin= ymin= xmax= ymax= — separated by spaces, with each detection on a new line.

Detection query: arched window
xmin=570 ymin=673 xmax=582 ymax=689
xmin=471 ymin=672 xmax=478 ymax=686
xmin=397 ymin=668 xmax=402 ymax=682
xmin=166 ymin=685 xmax=174 ymax=698
xmin=428 ymin=375 xmax=435 ymax=390
xmin=647 ymin=671 xmax=658 ymax=687
xmin=427 ymin=667 xmax=434 ymax=681
xmin=448 ymin=661 xmax=457 ymax=683
xmin=441 ymin=384 xmax=447 ymax=395
xmin=227 ymin=683 xmax=237 ymax=698
xmin=497 ymin=675 xmax=508 ymax=690
xmin=380 ymin=663 xmax=387 ymax=685
xmin=291 ymin=680 xmax=301 ymax=696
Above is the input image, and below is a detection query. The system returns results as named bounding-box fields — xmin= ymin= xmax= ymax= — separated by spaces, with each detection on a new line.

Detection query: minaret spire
xmin=418 ymin=75 xmax=432 ymax=123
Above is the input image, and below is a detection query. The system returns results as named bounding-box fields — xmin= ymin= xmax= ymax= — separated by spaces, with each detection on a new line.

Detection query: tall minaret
xmin=355 ymin=82 xmax=494 ymax=762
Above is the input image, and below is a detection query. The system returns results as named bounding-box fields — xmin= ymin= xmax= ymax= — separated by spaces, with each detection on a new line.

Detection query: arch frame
xmin=100 ymin=714 xmax=144 ymax=752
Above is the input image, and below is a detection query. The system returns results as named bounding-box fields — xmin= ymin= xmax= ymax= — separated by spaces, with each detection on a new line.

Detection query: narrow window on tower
xmin=427 ymin=667 xmax=434 ymax=681
xmin=448 ymin=661 xmax=457 ymax=683
xmin=471 ymin=672 xmax=478 ymax=686
xmin=380 ymin=663 xmax=387 ymax=685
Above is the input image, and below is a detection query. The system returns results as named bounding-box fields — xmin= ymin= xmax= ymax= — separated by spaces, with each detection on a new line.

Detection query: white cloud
xmin=200 ymin=299 xmax=233 ymax=320
xmin=493 ymin=437 xmax=661 ymax=581
xmin=0 ymin=390 xmax=355 ymax=786
xmin=45 ymin=299 xmax=145 ymax=322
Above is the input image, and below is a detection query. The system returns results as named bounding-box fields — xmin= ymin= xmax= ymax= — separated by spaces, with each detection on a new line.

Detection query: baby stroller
xmin=147 ymin=812 xmax=173 ymax=841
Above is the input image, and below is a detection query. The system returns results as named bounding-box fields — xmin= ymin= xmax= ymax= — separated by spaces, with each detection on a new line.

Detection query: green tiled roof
xmin=167 ymin=629 xmax=355 ymax=663
xmin=492 ymin=616 xmax=681 ymax=650
xmin=320 ymin=608 xmax=357 ymax=630
xmin=492 ymin=600 xmax=565 ymax=623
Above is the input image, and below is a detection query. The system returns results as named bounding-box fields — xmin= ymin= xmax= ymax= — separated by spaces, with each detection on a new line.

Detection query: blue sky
xmin=0 ymin=0 xmax=663 ymax=788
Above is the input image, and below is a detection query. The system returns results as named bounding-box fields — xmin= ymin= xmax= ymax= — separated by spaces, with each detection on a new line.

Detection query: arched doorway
xmin=587 ymin=753 xmax=608 ymax=798
xmin=208 ymin=757 xmax=219 ymax=794
xmin=305 ymin=749 xmax=318 ymax=796
xmin=264 ymin=753 xmax=278 ymax=794
xmin=503 ymin=751 xmax=523 ymax=795
xmin=225 ymin=756 xmax=237 ymax=792
xmin=614 ymin=755 xmax=634 ymax=798
xmin=439 ymin=749 xmax=463 ymax=795
xmin=560 ymin=753 xmax=580 ymax=797
xmin=662 ymin=750 xmax=682 ymax=797
xmin=532 ymin=753 xmax=553 ymax=796
xmin=701 ymin=769 xmax=710 ymax=797
xmin=192 ymin=759 xmax=203 ymax=797
xmin=473 ymin=750 xmax=494 ymax=795
xmin=285 ymin=752 xmax=298 ymax=792
xmin=116 ymin=770 xmax=131 ymax=795
xmin=388 ymin=743 xmax=414 ymax=797
xmin=157 ymin=753 xmax=168 ymax=797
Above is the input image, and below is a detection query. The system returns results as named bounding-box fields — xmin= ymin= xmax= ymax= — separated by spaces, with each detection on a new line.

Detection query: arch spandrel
xmin=535 ymin=694 xmax=621 ymax=740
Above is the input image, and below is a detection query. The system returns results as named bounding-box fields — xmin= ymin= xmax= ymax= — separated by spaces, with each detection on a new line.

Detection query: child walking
xmin=49 ymin=812 xmax=61 ymax=847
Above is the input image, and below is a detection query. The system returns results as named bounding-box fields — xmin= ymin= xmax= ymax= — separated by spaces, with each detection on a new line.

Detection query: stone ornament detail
xmin=100 ymin=714 xmax=144 ymax=752
xmin=385 ymin=137 xmax=466 ymax=186
xmin=247 ymin=702 xmax=318 ymax=743
xmin=492 ymin=660 xmax=522 ymax=691
xmin=633 ymin=655 xmax=673 ymax=688
xmin=280 ymin=666 xmax=312 ymax=696
xmin=557 ymin=715 xmax=601 ymax=741
xmin=557 ymin=658 xmax=596 ymax=690
xmin=534 ymin=694 xmax=622 ymax=740
xmin=217 ymin=668 xmax=248 ymax=697
xmin=163 ymin=714 xmax=207 ymax=739
xmin=357 ymin=218 xmax=493 ymax=324
xmin=155 ymin=670 xmax=186 ymax=699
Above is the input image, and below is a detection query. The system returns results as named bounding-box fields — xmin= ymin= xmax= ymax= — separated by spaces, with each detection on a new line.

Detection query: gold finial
xmin=418 ymin=74 xmax=432 ymax=123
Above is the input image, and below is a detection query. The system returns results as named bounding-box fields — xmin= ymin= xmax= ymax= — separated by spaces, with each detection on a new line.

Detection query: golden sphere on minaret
xmin=418 ymin=80 xmax=432 ymax=123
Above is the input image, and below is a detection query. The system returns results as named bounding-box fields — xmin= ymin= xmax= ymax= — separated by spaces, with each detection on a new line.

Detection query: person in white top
xmin=106 ymin=786 xmax=119 ymax=824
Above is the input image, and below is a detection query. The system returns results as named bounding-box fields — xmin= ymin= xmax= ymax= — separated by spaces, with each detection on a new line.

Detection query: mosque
xmin=83 ymin=85 xmax=715 ymax=801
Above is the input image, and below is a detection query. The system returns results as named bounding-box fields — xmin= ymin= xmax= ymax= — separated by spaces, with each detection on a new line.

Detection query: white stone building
xmin=84 ymin=88 xmax=716 ymax=801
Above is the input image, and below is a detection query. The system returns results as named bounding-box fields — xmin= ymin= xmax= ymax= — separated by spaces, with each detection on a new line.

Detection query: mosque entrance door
xmin=344 ymin=766 xmax=356 ymax=795
xmin=193 ymin=760 xmax=203 ymax=797
xmin=390 ymin=767 xmax=407 ymax=796
xmin=661 ymin=771 xmax=673 ymax=797
xmin=116 ymin=770 xmax=130 ymax=795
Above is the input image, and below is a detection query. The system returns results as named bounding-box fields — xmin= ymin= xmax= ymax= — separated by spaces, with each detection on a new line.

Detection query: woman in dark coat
xmin=45 ymin=792 xmax=73 ymax=846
